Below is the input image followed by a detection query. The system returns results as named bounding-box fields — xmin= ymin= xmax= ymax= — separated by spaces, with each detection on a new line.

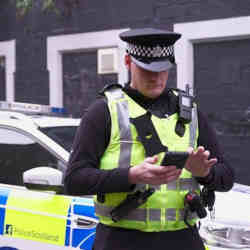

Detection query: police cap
xmin=119 ymin=28 xmax=181 ymax=72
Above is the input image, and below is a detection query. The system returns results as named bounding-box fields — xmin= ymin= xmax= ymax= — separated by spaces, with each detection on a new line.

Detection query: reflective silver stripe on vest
xmin=167 ymin=180 xmax=177 ymax=190
xmin=189 ymin=105 xmax=198 ymax=148
xmin=108 ymin=88 xmax=132 ymax=169
xmin=179 ymin=178 xmax=199 ymax=190
xmin=117 ymin=100 xmax=133 ymax=168
xmin=149 ymin=209 xmax=161 ymax=221
xmin=123 ymin=208 xmax=147 ymax=221
xmin=95 ymin=202 xmax=197 ymax=221
xmin=166 ymin=208 xmax=177 ymax=220
xmin=167 ymin=178 xmax=199 ymax=190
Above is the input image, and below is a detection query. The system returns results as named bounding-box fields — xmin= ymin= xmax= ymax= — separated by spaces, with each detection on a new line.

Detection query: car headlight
xmin=200 ymin=218 xmax=250 ymax=249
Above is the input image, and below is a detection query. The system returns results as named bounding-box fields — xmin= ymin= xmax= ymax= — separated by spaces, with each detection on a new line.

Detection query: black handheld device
xmin=161 ymin=151 xmax=189 ymax=169
xmin=178 ymin=84 xmax=194 ymax=124
xmin=110 ymin=188 xmax=155 ymax=222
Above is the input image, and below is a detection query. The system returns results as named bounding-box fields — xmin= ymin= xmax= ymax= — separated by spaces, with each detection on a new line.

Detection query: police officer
xmin=65 ymin=28 xmax=235 ymax=250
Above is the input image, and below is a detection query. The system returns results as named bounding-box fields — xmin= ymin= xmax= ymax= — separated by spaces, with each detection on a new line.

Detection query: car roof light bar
xmin=0 ymin=101 xmax=66 ymax=116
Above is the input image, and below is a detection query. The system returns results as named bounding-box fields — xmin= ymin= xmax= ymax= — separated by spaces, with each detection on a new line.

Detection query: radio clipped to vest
xmin=178 ymin=84 xmax=194 ymax=124
xmin=175 ymin=84 xmax=194 ymax=137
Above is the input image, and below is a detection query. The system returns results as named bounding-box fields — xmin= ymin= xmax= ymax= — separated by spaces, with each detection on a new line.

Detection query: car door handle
xmin=75 ymin=217 xmax=97 ymax=229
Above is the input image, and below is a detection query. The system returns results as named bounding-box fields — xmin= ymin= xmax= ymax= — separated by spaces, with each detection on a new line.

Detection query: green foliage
xmin=15 ymin=0 xmax=33 ymax=16
xmin=14 ymin=0 xmax=79 ymax=17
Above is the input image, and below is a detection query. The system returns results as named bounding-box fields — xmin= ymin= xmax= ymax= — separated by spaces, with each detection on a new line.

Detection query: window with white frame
xmin=174 ymin=16 xmax=250 ymax=91
xmin=47 ymin=29 xmax=129 ymax=107
xmin=0 ymin=40 xmax=16 ymax=102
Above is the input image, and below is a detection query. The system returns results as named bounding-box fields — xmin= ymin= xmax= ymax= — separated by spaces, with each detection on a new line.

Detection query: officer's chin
xmin=146 ymin=87 xmax=165 ymax=99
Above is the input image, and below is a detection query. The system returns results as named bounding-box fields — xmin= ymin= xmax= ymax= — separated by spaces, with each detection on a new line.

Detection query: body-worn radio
xmin=178 ymin=84 xmax=194 ymax=124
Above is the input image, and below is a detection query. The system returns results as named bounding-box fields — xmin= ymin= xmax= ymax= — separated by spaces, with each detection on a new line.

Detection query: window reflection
xmin=0 ymin=128 xmax=59 ymax=186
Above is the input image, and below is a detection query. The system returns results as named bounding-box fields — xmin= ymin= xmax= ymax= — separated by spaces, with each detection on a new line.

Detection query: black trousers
xmin=93 ymin=223 xmax=206 ymax=250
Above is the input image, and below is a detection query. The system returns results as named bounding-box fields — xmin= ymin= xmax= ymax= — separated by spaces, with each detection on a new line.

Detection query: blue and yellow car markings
xmin=0 ymin=188 xmax=10 ymax=235
xmin=66 ymin=197 xmax=97 ymax=249
xmin=0 ymin=187 xmax=97 ymax=249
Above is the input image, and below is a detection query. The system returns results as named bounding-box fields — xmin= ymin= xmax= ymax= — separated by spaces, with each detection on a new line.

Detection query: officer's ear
xmin=125 ymin=54 xmax=132 ymax=70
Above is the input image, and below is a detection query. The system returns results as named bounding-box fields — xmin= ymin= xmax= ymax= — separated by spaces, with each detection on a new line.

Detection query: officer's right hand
xmin=128 ymin=155 xmax=182 ymax=185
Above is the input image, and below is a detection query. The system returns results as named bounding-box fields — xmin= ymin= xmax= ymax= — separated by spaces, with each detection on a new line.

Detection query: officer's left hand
xmin=184 ymin=146 xmax=217 ymax=177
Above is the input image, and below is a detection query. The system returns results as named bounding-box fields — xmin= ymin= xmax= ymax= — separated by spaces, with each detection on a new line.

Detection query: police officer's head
xmin=119 ymin=28 xmax=181 ymax=98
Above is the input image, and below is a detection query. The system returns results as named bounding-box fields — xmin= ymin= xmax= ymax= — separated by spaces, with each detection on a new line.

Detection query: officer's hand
xmin=128 ymin=155 xmax=182 ymax=185
xmin=185 ymin=146 xmax=217 ymax=177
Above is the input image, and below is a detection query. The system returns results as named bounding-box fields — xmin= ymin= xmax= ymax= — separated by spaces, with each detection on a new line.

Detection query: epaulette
xmin=99 ymin=83 xmax=123 ymax=95
xmin=169 ymin=87 xmax=196 ymax=101
xmin=169 ymin=87 xmax=186 ymax=95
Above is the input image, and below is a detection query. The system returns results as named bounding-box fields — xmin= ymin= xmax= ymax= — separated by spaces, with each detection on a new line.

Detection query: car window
xmin=0 ymin=127 xmax=61 ymax=186
xmin=39 ymin=126 xmax=77 ymax=152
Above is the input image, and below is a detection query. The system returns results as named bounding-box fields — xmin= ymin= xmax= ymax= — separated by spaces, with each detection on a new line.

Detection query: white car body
xmin=200 ymin=183 xmax=250 ymax=249
xmin=0 ymin=107 xmax=99 ymax=249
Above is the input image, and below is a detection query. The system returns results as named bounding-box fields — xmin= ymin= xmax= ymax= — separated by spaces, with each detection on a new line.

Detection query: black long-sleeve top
xmin=64 ymin=84 xmax=235 ymax=250
xmin=65 ymin=84 xmax=234 ymax=195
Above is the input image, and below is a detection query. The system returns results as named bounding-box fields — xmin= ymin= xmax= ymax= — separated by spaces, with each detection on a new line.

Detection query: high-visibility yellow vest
xmin=94 ymin=87 xmax=200 ymax=232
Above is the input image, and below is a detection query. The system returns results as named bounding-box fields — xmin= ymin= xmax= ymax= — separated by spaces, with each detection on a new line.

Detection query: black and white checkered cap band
xmin=127 ymin=43 xmax=174 ymax=59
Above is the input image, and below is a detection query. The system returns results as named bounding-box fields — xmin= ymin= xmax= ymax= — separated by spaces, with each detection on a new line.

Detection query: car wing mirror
xmin=23 ymin=167 xmax=64 ymax=194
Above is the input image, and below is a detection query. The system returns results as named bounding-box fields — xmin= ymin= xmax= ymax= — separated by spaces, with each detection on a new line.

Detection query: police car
xmin=199 ymin=183 xmax=250 ymax=250
xmin=0 ymin=101 xmax=97 ymax=250
xmin=0 ymin=101 xmax=249 ymax=250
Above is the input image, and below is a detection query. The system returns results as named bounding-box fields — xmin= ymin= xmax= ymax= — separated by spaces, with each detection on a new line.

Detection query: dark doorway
xmin=63 ymin=51 xmax=118 ymax=118
xmin=194 ymin=39 xmax=250 ymax=185
xmin=0 ymin=57 xmax=6 ymax=101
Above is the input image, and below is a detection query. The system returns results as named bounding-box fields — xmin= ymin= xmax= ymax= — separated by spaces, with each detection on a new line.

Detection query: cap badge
xmin=152 ymin=46 xmax=162 ymax=57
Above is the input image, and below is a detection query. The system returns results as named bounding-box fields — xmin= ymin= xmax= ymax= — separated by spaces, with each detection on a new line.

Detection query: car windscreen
xmin=39 ymin=126 xmax=78 ymax=152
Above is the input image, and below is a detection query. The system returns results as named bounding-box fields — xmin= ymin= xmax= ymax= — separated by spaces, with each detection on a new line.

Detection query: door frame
xmin=174 ymin=16 xmax=250 ymax=93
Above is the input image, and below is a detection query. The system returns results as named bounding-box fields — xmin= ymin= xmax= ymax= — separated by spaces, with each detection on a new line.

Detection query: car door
xmin=0 ymin=125 xmax=97 ymax=249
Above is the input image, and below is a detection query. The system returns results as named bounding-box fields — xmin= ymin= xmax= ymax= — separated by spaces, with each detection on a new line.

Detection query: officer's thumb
xmin=187 ymin=147 xmax=194 ymax=154
xmin=145 ymin=155 xmax=158 ymax=164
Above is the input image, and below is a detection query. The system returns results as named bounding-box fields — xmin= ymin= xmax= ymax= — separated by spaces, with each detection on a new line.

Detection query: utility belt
xmin=109 ymin=186 xmax=215 ymax=227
